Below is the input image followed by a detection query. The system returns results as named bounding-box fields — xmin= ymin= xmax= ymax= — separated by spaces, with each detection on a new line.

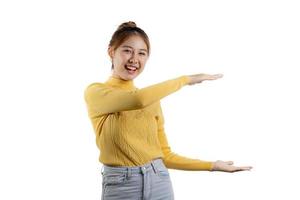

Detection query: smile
xmin=125 ymin=65 xmax=138 ymax=73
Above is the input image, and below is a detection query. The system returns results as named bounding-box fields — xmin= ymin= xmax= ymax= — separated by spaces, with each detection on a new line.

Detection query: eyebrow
xmin=121 ymin=45 xmax=148 ymax=52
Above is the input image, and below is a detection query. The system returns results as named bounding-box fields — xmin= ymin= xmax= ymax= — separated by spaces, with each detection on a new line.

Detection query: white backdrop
xmin=1 ymin=0 xmax=299 ymax=199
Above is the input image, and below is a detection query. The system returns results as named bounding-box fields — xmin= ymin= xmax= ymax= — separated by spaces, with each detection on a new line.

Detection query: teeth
xmin=126 ymin=65 xmax=137 ymax=71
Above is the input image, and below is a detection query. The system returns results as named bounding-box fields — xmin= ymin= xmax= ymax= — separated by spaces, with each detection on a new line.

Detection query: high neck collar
xmin=105 ymin=76 xmax=136 ymax=90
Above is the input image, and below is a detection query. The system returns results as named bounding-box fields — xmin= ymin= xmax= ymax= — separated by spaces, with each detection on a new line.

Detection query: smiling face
xmin=108 ymin=35 xmax=149 ymax=81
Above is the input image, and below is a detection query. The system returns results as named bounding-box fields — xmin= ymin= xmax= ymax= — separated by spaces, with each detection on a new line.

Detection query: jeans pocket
xmin=102 ymin=172 xmax=127 ymax=194
xmin=103 ymin=172 xmax=127 ymax=185
xmin=158 ymin=169 xmax=170 ymax=179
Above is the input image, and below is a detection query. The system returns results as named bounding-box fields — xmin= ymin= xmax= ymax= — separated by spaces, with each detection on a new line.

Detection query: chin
xmin=124 ymin=72 xmax=140 ymax=80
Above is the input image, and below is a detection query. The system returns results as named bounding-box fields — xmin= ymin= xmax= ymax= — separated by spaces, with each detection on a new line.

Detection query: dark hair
xmin=109 ymin=21 xmax=150 ymax=69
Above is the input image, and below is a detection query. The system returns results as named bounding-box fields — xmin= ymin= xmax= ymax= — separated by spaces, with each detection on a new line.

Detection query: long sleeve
xmin=84 ymin=76 xmax=189 ymax=118
xmin=156 ymin=102 xmax=214 ymax=171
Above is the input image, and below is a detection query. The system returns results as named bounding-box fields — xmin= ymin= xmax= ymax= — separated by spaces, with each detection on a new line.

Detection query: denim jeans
xmin=101 ymin=158 xmax=174 ymax=200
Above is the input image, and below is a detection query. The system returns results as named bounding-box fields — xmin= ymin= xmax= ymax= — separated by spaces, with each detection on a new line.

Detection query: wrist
xmin=183 ymin=75 xmax=191 ymax=85
xmin=211 ymin=161 xmax=219 ymax=171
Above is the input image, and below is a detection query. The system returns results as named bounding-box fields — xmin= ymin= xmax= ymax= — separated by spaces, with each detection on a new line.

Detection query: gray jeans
xmin=101 ymin=158 xmax=174 ymax=200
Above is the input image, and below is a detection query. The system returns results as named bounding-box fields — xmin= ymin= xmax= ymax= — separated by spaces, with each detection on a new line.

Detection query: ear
xmin=107 ymin=46 xmax=114 ymax=59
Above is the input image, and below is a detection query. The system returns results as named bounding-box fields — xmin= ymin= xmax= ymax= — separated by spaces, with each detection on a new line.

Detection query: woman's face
xmin=109 ymin=35 xmax=149 ymax=81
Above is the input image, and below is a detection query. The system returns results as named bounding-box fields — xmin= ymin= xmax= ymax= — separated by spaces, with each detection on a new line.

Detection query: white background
xmin=1 ymin=0 xmax=299 ymax=199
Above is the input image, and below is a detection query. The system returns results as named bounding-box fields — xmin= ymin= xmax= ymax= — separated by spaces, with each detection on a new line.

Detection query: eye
xmin=123 ymin=49 xmax=132 ymax=53
xmin=139 ymin=52 xmax=147 ymax=56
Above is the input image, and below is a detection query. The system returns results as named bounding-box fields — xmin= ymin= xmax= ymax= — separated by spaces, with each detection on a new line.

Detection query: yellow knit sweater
xmin=84 ymin=75 xmax=213 ymax=171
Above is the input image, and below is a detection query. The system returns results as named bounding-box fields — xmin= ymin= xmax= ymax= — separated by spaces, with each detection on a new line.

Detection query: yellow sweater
xmin=84 ymin=75 xmax=213 ymax=171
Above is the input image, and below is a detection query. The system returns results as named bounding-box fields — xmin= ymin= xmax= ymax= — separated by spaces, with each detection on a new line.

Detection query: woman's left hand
xmin=212 ymin=160 xmax=252 ymax=172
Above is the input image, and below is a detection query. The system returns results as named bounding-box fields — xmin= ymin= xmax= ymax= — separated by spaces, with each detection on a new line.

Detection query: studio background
xmin=0 ymin=0 xmax=299 ymax=199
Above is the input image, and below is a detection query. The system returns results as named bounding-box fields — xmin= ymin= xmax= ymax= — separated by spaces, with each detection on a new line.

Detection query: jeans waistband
xmin=101 ymin=158 xmax=163 ymax=175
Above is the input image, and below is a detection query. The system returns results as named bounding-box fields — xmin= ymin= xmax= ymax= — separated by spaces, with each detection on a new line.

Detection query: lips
xmin=125 ymin=65 xmax=138 ymax=73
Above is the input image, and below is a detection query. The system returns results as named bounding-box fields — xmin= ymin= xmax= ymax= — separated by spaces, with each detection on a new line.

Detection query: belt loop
xmin=151 ymin=161 xmax=158 ymax=174
xmin=127 ymin=167 xmax=131 ymax=178
xmin=101 ymin=165 xmax=104 ymax=175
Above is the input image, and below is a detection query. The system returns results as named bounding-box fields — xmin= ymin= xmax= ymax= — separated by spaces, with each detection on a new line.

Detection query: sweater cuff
xmin=179 ymin=75 xmax=190 ymax=85
xmin=207 ymin=162 xmax=214 ymax=171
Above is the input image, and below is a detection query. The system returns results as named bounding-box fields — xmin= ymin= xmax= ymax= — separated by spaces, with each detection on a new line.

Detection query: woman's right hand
xmin=187 ymin=73 xmax=223 ymax=85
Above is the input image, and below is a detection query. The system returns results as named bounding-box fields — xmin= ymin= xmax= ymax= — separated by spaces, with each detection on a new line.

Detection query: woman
xmin=84 ymin=21 xmax=252 ymax=200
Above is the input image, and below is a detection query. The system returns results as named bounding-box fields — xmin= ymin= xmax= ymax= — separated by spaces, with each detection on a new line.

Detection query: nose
xmin=129 ymin=53 xmax=138 ymax=64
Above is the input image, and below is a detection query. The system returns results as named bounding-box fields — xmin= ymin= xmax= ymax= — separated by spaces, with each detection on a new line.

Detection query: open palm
xmin=212 ymin=160 xmax=252 ymax=172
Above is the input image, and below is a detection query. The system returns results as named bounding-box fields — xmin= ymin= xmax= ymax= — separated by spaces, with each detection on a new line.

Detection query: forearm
xmin=85 ymin=75 xmax=189 ymax=116
xmin=157 ymin=125 xmax=213 ymax=171
xmin=136 ymin=75 xmax=189 ymax=107
xmin=162 ymin=148 xmax=213 ymax=171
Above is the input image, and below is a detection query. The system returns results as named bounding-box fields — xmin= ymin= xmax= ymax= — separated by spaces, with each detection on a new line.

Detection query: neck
xmin=105 ymin=75 xmax=136 ymax=90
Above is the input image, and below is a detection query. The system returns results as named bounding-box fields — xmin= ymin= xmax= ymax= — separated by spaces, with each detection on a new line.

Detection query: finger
xmin=207 ymin=74 xmax=223 ymax=80
xmin=225 ymin=161 xmax=234 ymax=165
xmin=215 ymin=74 xmax=223 ymax=78
xmin=235 ymin=166 xmax=253 ymax=171
xmin=212 ymin=74 xmax=223 ymax=79
xmin=240 ymin=166 xmax=253 ymax=170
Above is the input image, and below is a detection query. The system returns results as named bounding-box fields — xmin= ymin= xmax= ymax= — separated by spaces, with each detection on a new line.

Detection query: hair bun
xmin=117 ymin=21 xmax=137 ymax=30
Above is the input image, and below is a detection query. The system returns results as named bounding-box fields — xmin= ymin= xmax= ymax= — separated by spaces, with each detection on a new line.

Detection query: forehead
xmin=120 ymin=35 xmax=147 ymax=50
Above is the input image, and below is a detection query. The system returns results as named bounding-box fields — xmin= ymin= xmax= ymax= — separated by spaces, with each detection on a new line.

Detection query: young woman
xmin=84 ymin=21 xmax=252 ymax=200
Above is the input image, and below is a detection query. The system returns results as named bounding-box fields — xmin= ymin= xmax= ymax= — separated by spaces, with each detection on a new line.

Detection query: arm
xmin=156 ymin=102 xmax=214 ymax=171
xmin=154 ymin=74 xmax=252 ymax=172
xmin=156 ymin=102 xmax=253 ymax=172
xmin=84 ymin=76 xmax=189 ymax=117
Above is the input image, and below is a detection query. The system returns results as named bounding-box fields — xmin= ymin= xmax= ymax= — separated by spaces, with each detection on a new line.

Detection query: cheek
xmin=120 ymin=53 xmax=131 ymax=61
xmin=141 ymin=58 xmax=148 ymax=66
xmin=114 ymin=55 xmax=127 ymax=66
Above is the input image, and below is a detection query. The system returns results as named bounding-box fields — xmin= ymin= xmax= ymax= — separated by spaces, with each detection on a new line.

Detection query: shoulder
xmin=84 ymin=82 xmax=109 ymax=97
xmin=85 ymin=82 xmax=105 ymax=89
xmin=84 ymin=82 xmax=125 ymax=98
xmin=84 ymin=82 xmax=109 ymax=92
